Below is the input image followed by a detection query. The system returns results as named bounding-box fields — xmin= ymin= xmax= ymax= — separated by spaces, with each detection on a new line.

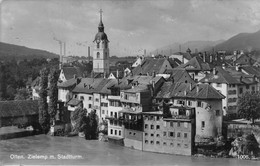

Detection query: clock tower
xmin=93 ymin=9 xmax=110 ymax=75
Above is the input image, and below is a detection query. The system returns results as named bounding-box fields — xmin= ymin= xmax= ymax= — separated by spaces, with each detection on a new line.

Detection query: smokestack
xmin=64 ymin=42 xmax=66 ymax=57
xmin=59 ymin=41 xmax=63 ymax=69
xmin=144 ymin=49 xmax=146 ymax=56
xmin=88 ymin=46 xmax=90 ymax=63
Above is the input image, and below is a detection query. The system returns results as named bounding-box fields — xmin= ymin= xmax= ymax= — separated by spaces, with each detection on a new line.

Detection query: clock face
xmin=96 ymin=39 xmax=100 ymax=43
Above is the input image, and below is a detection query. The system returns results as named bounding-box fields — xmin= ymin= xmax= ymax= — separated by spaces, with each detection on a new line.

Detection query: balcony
xmin=171 ymin=114 xmax=194 ymax=120
xmin=106 ymin=116 xmax=124 ymax=126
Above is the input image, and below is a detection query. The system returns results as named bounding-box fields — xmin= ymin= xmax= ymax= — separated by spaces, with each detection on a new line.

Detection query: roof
xmin=58 ymin=77 xmax=81 ymax=88
xmin=241 ymin=66 xmax=260 ymax=77
xmin=200 ymin=66 xmax=240 ymax=84
xmin=62 ymin=67 xmax=83 ymax=80
xmin=67 ymin=98 xmax=81 ymax=106
xmin=72 ymin=78 xmax=106 ymax=94
xmin=142 ymin=111 xmax=163 ymax=115
xmin=171 ymin=52 xmax=193 ymax=60
xmin=122 ymin=85 xmax=149 ymax=93
xmin=132 ymin=58 xmax=172 ymax=75
xmin=225 ymin=67 xmax=256 ymax=85
xmin=178 ymin=56 xmax=213 ymax=71
xmin=156 ymin=82 xmax=225 ymax=100
xmin=164 ymin=68 xmax=195 ymax=84
xmin=0 ymin=100 xmax=38 ymax=118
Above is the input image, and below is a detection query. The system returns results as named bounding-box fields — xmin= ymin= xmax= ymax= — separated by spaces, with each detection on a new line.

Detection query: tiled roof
xmin=72 ymin=78 xmax=105 ymax=94
xmin=225 ymin=67 xmax=256 ymax=84
xmin=241 ymin=66 xmax=260 ymax=77
xmin=132 ymin=58 xmax=172 ymax=75
xmin=67 ymin=98 xmax=81 ymax=106
xmin=200 ymin=67 xmax=240 ymax=84
xmin=58 ymin=77 xmax=81 ymax=88
xmin=122 ymin=85 xmax=149 ymax=93
xmin=0 ymin=100 xmax=38 ymax=118
xmin=62 ymin=67 xmax=83 ymax=80
xmin=164 ymin=68 xmax=195 ymax=84
xmin=178 ymin=56 xmax=213 ymax=71
xmin=99 ymin=79 xmax=118 ymax=94
xmin=156 ymin=82 xmax=225 ymax=100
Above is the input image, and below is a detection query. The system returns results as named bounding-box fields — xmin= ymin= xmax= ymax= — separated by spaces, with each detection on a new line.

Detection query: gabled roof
xmin=200 ymin=67 xmax=240 ymax=84
xmin=225 ymin=67 xmax=256 ymax=84
xmin=178 ymin=56 xmax=213 ymax=71
xmin=156 ymin=82 xmax=225 ymax=100
xmin=164 ymin=68 xmax=195 ymax=84
xmin=241 ymin=66 xmax=260 ymax=77
xmin=58 ymin=77 xmax=81 ymax=88
xmin=72 ymin=78 xmax=106 ymax=94
xmin=98 ymin=79 xmax=118 ymax=94
xmin=62 ymin=67 xmax=83 ymax=80
xmin=132 ymin=58 xmax=172 ymax=75
xmin=0 ymin=100 xmax=38 ymax=118
xmin=172 ymin=52 xmax=193 ymax=60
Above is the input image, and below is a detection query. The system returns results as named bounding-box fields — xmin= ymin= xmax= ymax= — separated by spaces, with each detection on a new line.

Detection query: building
xmin=200 ymin=66 xmax=258 ymax=115
xmin=178 ymin=56 xmax=213 ymax=82
xmin=132 ymin=58 xmax=172 ymax=76
xmin=143 ymin=106 xmax=195 ymax=156
xmin=155 ymin=82 xmax=225 ymax=139
xmin=93 ymin=10 xmax=110 ymax=75
xmin=59 ymin=66 xmax=84 ymax=83
xmin=169 ymin=48 xmax=193 ymax=64
xmin=0 ymin=100 xmax=39 ymax=127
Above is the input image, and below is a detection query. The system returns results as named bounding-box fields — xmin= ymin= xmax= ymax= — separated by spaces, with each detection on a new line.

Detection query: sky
xmin=1 ymin=0 xmax=260 ymax=57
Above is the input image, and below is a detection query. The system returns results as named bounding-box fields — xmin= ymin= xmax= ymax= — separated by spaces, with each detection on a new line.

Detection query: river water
xmin=0 ymin=135 xmax=259 ymax=165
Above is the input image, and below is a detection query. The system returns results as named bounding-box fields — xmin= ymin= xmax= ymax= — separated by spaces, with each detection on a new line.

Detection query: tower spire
xmin=99 ymin=9 xmax=103 ymax=22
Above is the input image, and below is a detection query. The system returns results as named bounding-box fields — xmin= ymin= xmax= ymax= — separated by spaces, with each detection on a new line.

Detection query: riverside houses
xmin=200 ymin=65 xmax=258 ymax=115
xmin=106 ymin=75 xmax=165 ymax=149
xmin=143 ymin=106 xmax=195 ymax=156
xmin=155 ymin=82 xmax=225 ymax=140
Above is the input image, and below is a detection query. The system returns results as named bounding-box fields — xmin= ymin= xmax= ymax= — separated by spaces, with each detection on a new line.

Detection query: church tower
xmin=93 ymin=9 xmax=110 ymax=75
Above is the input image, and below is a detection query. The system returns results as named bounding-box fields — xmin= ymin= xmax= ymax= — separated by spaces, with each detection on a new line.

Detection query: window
xmin=177 ymin=122 xmax=181 ymax=127
xmin=169 ymin=132 xmax=174 ymax=137
xmin=151 ymin=133 xmax=154 ymax=137
xmin=156 ymin=125 xmax=160 ymax=130
xmin=163 ymin=132 xmax=167 ymax=137
xmin=197 ymin=101 xmax=202 ymax=107
xmin=145 ymin=124 xmax=148 ymax=129
xmin=156 ymin=116 xmax=160 ymax=121
xmin=216 ymin=110 xmax=220 ymax=116
xmin=177 ymin=100 xmax=185 ymax=105
xmin=129 ymin=132 xmax=132 ymax=135
xmin=151 ymin=125 xmax=154 ymax=129
xmin=184 ymin=133 xmax=188 ymax=138
xmin=102 ymin=110 xmax=105 ymax=114
xmin=188 ymin=101 xmax=192 ymax=106
xmin=124 ymin=94 xmax=128 ymax=100
xmin=170 ymin=122 xmax=173 ymax=127
xmin=201 ymin=121 xmax=205 ymax=128
xmin=156 ymin=141 xmax=160 ymax=145
xmin=74 ymin=94 xmax=78 ymax=98
xmin=170 ymin=143 xmax=174 ymax=146
xmin=133 ymin=133 xmax=136 ymax=136
xmin=156 ymin=134 xmax=160 ymax=137
xmin=246 ymin=85 xmax=249 ymax=89
xmin=177 ymin=143 xmax=181 ymax=147
xmin=89 ymin=96 xmax=92 ymax=100
xmin=240 ymin=88 xmax=243 ymax=94
xmin=252 ymin=86 xmax=255 ymax=91
xmin=177 ymin=132 xmax=181 ymax=138
xmin=110 ymin=112 xmax=113 ymax=117
xmin=184 ymin=144 xmax=189 ymax=148
xmin=97 ymin=43 xmax=100 ymax=49
xmin=150 ymin=141 xmax=154 ymax=144
xmin=80 ymin=96 xmax=84 ymax=100
xmin=115 ymin=130 xmax=117 ymax=135
xmin=97 ymin=52 xmax=100 ymax=58
xmin=163 ymin=142 xmax=167 ymax=146
xmin=110 ymin=129 xmax=113 ymax=135
xmin=145 ymin=140 xmax=148 ymax=144
xmin=95 ymin=98 xmax=99 ymax=102
xmin=88 ymin=104 xmax=92 ymax=108
xmin=145 ymin=133 xmax=148 ymax=136
xmin=119 ymin=131 xmax=121 ymax=136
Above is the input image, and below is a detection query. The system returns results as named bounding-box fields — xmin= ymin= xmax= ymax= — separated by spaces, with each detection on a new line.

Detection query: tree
xmin=38 ymin=68 xmax=50 ymax=134
xmin=238 ymin=91 xmax=260 ymax=124
xmin=244 ymin=133 xmax=259 ymax=156
xmin=48 ymin=68 xmax=59 ymax=125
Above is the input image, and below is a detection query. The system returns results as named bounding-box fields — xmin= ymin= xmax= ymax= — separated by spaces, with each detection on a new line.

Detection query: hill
xmin=150 ymin=40 xmax=224 ymax=56
xmin=214 ymin=30 xmax=260 ymax=52
xmin=0 ymin=42 xmax=59 ymax=61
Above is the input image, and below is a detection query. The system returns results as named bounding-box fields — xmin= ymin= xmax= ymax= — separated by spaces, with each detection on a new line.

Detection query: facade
xmin=156 ymin=82 xmax=224 ymax=139
xmin=93 ymin=10 xmax=110 ymax=75
xmin=200 ymin=66 xmax=258 ymax=115
xmin=143 ymin=108 xmax=195 ymax=156
xmin=58 ymin=77 xmax=81 ymax=103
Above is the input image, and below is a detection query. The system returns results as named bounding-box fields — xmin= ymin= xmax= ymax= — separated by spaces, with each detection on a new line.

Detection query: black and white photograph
xmin=0 ymin=0 xmax=260 ymax=165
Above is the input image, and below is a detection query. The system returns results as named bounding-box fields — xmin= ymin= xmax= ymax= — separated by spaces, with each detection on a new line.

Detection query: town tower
xmin=93 ymin=9 xmax=110 ymax=75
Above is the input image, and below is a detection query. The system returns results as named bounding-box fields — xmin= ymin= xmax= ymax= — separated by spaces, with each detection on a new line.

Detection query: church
xmin=92 ymin=9 xmax=110 ymax=77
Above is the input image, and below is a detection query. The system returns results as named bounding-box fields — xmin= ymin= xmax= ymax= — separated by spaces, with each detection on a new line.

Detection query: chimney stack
xmin=196 ymin=84 xmax=199 ymax=94
xmin=222 ymin=63 xmax=225 ymax=69
xmin=213 ymin=68 xmax=217 ymax=75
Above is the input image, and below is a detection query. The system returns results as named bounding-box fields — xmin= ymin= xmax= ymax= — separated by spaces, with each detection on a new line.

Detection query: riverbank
xmin=0 ymin=135 xmax=259 ymax=165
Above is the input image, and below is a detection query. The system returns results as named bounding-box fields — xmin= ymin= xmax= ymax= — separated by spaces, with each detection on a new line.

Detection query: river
xmin=0 ymin=135 xmax=259 ymax=165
